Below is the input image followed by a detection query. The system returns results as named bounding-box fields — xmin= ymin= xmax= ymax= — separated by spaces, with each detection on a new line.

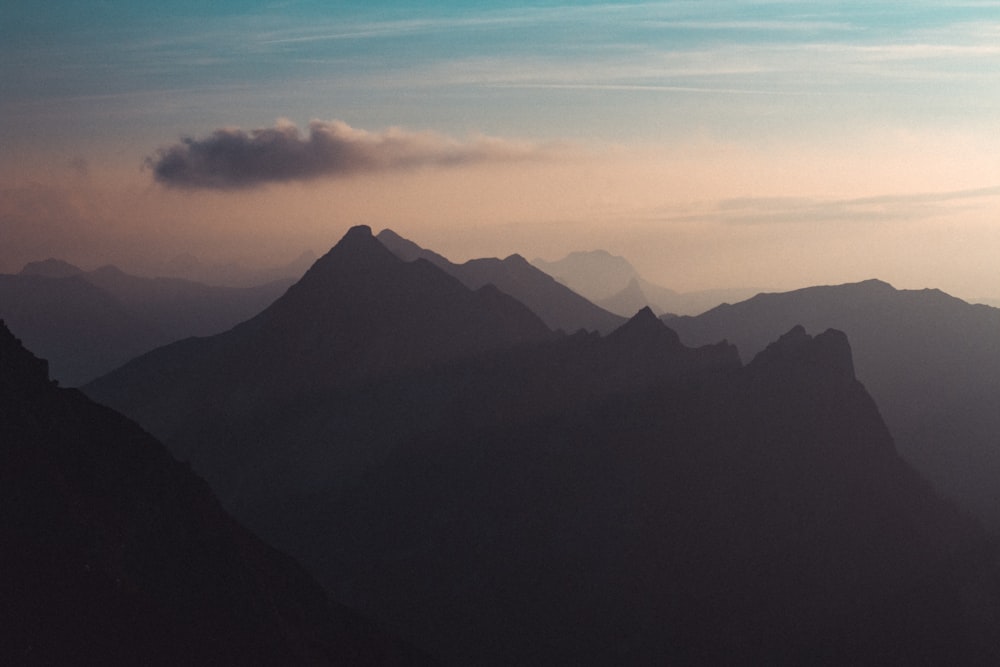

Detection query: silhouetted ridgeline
xmin=0 ymin=321 xmax=429 ymax=666
xmin=666 ymin=279 xmax=1000 ymax=530
xmin=84 ymin=226 xmax=1000 ymax=665
xmin=377 ymin=228 xmax=625 ymax=334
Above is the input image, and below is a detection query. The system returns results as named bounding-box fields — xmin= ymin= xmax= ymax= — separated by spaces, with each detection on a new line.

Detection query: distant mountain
xmin=0 ymin=321 xmax=427 ymax=666
xmin=532 ymin=250 xmax=760 ymax=316
xmin=85 ymin=232 xmax=1000 ymax=664
xmin=0 ymin=273 xmax=161 ymax=386
xmin=19 ymin=257 xmax=85 ymax=278
xmin=0 ymin=264 xmax=291 ymax=385
xmin=81 ymin=265 xmax=293 ymax=341
xmin=532 ymin=249 xmax=638 ymax=302
xmin=377 ymin=229 xmax=624 ymax=333
xmin=160 ymin=250 xmax=317 ymax=287
xmin=667 ymin=278 xmax=1000 ymax=529
xmin=597 ymin=276 xmax=656 ymax=316
xmin=86 ymin=225 xmax=555 ymax=504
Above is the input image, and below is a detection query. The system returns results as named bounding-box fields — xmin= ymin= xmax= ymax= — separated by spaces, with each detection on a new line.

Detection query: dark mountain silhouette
xmin=86 ymin=225 xmax=555 ymax=505
xmin=532 ymin=249 xmax=760 ymax=316
xmin=376 ymin=228 xmax=624 ymax=333
xmin=0 ymin=263 xmax=291 ymax=385
xmin=666 ymin=278 xmax=1000 ymax=530
xmin=85 ymin=230 xmax=1000 ymax=664
xmin=242 ymin=319 xmax=1000 ymax=665
xmin=0 ymin=321 xmax=428 ymax=666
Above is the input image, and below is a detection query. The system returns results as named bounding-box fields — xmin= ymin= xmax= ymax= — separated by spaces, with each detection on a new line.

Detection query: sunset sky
xmin=4 ymin=2 xmax=1000 ymax=297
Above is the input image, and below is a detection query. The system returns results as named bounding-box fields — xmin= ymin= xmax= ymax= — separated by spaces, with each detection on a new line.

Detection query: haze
xmin=4 ymin=2 xmax=1000 ymax=298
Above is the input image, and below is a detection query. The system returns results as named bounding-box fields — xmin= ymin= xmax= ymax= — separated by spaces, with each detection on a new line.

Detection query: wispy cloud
xmin=655 ymin=186 xmax=1000 ymax=226
xmin=146 ymin=118 xmax=558 ymax=189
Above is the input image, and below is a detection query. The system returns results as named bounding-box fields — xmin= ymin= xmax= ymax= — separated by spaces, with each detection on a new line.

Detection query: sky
xmin=3 ymin=1 xmax=1000 ymax=297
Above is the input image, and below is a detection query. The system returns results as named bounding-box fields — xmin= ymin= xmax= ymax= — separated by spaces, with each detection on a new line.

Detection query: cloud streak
xmin=653 ymin=185 xmax=1000 ymax=226
xmin=146 ymin=119 xmax=555 ymax=189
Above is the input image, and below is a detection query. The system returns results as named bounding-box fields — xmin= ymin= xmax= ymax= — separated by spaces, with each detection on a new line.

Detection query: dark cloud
xmin=146 ymin=119 xmax=554 ymax=189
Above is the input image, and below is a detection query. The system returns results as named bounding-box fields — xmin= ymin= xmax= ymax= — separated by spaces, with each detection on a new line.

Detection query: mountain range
xmin=83 ymin=226 xmax=1000 ymax=665
xmin=376 ymin=229 xmax=624 ymax=334
xmin=531 ymin=249 xmax=761 ymax=316
xmin=0 ymin=260 xmax=292 ymax=385
xmin=0 ymin=320 xmax=427 ymax=665
xmin=666 ymin=279 xmax=1000 ymax=530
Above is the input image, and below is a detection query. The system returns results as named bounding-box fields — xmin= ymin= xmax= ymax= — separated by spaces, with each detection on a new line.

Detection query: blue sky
xmin=3 ymin=2 xmax=1000 ymax=297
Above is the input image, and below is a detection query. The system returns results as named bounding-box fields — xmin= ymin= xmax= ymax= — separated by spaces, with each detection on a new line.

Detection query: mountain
xmin=0 ymin=273 xmax=162 ymax=386
xmin=0 ymin=264 xmax=291 ymax=385
xmin=666 ymin=278 xmax=1000 ymax=530
xmin=242 ymin=318 xmax=999 ymax=666
xmin=0 ymin=321 xmax=428 ymax=666
xmin=532 ymin=249 xmax=760 ymax=316
xmin=597 ymin=276 xmax=655 ymax=316
xmin=86 ymin=225 xmax=555 ymax=505
xmin=80 ymin=265 xmax=293 ymax=341
xmin=85 ymin=234 xmax=1000 ymax=664
xmin=376 ymin=229 xmax=624 ymax=333
xmin=532 ymin=249 xmax=639 ymax=301
xmin=19 ymin=257 xmax=85 ymax=278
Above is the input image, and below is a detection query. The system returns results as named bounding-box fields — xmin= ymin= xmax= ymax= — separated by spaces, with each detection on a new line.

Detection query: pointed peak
xmin=608 ymin=306 xmax=681 ymax=348
xmin=297 ymin=225 xmax=400 ymax=283
xmin=502 ymin=253 xmax=530 ymax=266
xmin=632 ymin=305 xmax=658 ymax=321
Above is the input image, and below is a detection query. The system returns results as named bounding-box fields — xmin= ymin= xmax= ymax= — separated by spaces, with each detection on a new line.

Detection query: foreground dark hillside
xmin=0 ymin=321 xmax=427 ymax=666
xmin=666 ymin=279 xmax=1000 ymax=530
xmin=85 ymin=228 xmax=1000 ymax=664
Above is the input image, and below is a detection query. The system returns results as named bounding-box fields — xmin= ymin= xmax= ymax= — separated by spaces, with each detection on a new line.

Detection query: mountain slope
xmin=255 ymin=318 xmax=999 ymax=666
xmin=0 ymin=321 xmax=427 ymax=666
xmin=86 ymin=225 xmax=555 ymax=505
xmin=377 ymin=228 xmax=624 ymax=333
xmin=666 ymin=278 xmax=1000 ymax=529
xmin=87 ymin=261 xmax=1000 ymax=666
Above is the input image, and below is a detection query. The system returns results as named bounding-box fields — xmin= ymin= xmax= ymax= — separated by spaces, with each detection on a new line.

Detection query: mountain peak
xmin=608 ymin=306 xmax=681 ymax=349
xmin=343 ymin=224 xmax=374 ymax=241
xmin=297 ymin=224 xmax=401 ymax=284
xmin=749 ymin=325 xmax=856 ymax=387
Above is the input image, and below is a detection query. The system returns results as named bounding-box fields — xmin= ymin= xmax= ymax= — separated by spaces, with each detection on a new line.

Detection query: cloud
xmin=146 ymin=119 xmax=555 ymax=189
xmin=653 ymin=185 xmax=1000 ymax=226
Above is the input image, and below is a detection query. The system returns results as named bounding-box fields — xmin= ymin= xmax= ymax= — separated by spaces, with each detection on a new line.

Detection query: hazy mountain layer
xmin=0 ymin=321 xmax=428 ymax=666
xmin=0 ymin=263 xmax=290 ymax=385
xmin=666 ymin=279 xmax=1000 ymax=530
xmin=85 ymin=229 xmax=1000 ymax=665
xmin=532 ymin=249 xmax=760 ymax=316
xmin=377 ymin=228 xmax=624 ymax=334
